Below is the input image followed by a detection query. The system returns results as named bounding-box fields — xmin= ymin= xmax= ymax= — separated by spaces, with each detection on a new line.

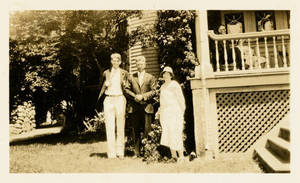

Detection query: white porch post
xmin=196 ymin=10 xmax=212 ymax=76
xmin=192 ymin=10 xmax=213 ymax=158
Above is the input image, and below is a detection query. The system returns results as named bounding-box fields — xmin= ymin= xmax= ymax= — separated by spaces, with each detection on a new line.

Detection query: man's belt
xmin=105 ymin=94 xmax=123 ymax=97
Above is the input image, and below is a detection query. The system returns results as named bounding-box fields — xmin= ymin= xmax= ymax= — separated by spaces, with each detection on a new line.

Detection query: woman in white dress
xmin=159 ymin=66 xmax=186 ymax=162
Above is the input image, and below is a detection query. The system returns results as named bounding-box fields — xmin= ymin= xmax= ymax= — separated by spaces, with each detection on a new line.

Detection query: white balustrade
xmin=273 ymin=36 xmax=279 ymax=68
xmin=264 ymin=37 xmax=270 ymax=69
xmin=281 ymin=35 xmax=287 ymax=68
xmin=256 ymin=38 xmax=261 ymax=69
xmin=231 ymin=40 xmax=237 ymax=71
xmin=215 ymin=40 xmax=220 ymax=72
xmin=223 ymin=40 xmax=228 ymax=71
xmin=208 ymin=29 xmax=290 ymax=73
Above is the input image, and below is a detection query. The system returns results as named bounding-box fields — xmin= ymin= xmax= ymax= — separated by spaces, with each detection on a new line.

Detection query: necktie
xmin=138 ymin=72 xmax=143 ymax=86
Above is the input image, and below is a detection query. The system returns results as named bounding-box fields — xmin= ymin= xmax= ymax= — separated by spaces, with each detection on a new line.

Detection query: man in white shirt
xmin=125 ymin=56 xmax=157 ymax=157
xmin=98 ymin=53 xmax=129 ymax=159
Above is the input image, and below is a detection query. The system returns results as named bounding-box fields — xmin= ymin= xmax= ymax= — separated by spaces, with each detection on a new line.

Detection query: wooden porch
xmin=191 ymin=11 xmax=290 ymax=158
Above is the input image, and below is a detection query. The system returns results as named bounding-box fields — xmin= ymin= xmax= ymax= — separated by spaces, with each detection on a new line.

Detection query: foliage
xmin=9 ymin=10 xmax=141 ymax=129
xmin=129 ymin=10 xmax=199 ymax=83
xmin=129 ymin=10 xmax=197 ymax=162
xmin=10 ymin=11 xmax=62 ymax=93
xmin=82 ymin=111 xmax=105 ymax=133
xmin=10 ymin=11 xmax=67 ymax=126
xmin=10 ymin=101 xmax=36 ymax=135
xmin=140 ymin=79 xmax=163 ymax=163
xmin=156 ymin=10 xmax=199 ymax=83
xmin=141 ymin=117 xmax=162 ymax=164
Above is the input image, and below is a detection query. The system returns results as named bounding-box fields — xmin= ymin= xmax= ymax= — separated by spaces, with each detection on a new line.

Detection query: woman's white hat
xmin=162 ymin=66 xmax=174 ymax=76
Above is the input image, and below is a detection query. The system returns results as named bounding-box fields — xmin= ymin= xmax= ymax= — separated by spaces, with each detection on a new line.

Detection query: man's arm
xmin=97 ymin=71 xmax=107 ymax=102
xmin=142 ymin=75 xmax=157 ymax=101
xmin=124 ymin=74 xmax=137 ymax=99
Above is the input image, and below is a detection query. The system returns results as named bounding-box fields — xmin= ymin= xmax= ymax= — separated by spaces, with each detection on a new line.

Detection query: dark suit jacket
xmin=97 ymin=68 xmax=129 ymax=101
xmin=125 ymin=72 xmax=156 ymax=114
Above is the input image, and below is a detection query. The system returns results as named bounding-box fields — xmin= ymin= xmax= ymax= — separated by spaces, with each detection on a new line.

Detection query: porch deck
xmin=190 ymin=26 xmax=290 ymax=157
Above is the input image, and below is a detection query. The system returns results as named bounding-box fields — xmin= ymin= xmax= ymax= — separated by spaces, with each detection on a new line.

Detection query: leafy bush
xmin=10 ymin=101 xmax=36 ymax=135
xmin=82 ymin=111 xmax=105 ymax=133
xmin=141 ymin=115 xmax=162 ymax=163
xmin=156 ymin=10 xmax=198 ymax=83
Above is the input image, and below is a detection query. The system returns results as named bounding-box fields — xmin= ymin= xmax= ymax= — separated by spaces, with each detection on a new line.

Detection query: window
xmin=255 ymin=11 xmax=276 ymax=31
xmin=224 ymin=13 xmax=245 ymax=34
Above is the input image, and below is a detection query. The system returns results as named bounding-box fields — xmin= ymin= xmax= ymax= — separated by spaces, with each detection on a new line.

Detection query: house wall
xmin=128 ymin=10 xmax=290 ymax=77
xmin=127 ymin=10 xmax=160 ymax=78
xmin=275 ymin=11 xmax=289 ymax=30
xmin=190 ymin=71 xmax=290 ymax=156
xmin=219 ymin=10 xmax=289 ymax=33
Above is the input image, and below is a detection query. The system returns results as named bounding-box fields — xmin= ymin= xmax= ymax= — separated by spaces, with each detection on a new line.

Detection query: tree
xmin=9 ymin=10 xmax=141 ymax=130
xmin=10 ymin=10 xmax=63 ymax=126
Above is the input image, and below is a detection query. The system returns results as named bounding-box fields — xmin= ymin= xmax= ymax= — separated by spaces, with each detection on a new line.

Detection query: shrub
xmin=10 ymin=101 xmax=36 ymax=135
xmin=141 ymin=116 xmax=163 ymax=164
xmin=82 ymin=111 xmax=105 ymax=133
xmin=141 ymin=113 xmax=188 ymax=163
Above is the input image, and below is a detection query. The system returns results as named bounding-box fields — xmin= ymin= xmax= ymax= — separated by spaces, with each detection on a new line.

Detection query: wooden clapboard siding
xmin=275 ymin=11 xmax=289 ymax=30
xmin=243 ymin=11 xmax=256 ymax=32
xmin=128 ymin=10 xmax=160 ymax=78
xmin=130 ymin=48 xmax=158 ymax=56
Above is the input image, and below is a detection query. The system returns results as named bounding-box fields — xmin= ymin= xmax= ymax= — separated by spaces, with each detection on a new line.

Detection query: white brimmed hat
xmin=162 ymin=66 xmax=174 ymax=77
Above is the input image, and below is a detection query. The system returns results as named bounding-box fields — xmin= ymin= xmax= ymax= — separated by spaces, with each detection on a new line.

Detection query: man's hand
xmin=135 ymin=94 xmax=143 ymax=102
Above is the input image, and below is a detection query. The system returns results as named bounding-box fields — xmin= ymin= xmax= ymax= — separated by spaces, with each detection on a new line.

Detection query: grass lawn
xmin=9 ymin=133 xmax=262 ymax=173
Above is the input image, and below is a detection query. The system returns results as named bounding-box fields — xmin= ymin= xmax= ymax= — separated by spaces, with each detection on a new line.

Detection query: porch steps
xmin=254 ymin=147 xmax=289 ymax=173
xmin=278 ymin=127 xmax=290 ymax=142
xmin=266 ymin=136 xmax=290 ymax=162
xmin=253 ymin=123 xmax=290 ymax=173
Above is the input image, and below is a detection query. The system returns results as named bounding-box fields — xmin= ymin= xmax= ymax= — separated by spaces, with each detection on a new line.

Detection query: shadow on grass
xmin=89 ymin=150 xmax=136 ymax=158
xmin=37 ymin=122 xmax=63 ymax=129
xmin=10 ymin=131 xmax=107 ymax=146
xmin=90 ymin=152 xmax=108 ymax=158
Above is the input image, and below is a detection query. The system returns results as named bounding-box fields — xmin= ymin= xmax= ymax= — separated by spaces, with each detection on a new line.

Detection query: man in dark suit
xmin=125 ymin=56 xmax=157 ymax=157
xmin=98 ymin=53 xmax=129 ymax=159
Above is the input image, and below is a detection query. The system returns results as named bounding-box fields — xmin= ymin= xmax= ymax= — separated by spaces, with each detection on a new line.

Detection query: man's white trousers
xmin=103 ymin=95 xmax=126 ymax=158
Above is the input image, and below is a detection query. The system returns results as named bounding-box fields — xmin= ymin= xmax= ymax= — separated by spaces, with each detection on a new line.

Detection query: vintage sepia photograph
xmin=4 ymin=0 xmax=300 ymax=181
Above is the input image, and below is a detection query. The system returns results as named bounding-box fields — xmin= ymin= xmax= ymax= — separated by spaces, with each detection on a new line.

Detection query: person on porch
xmin=158 ymin=66 xmax=186 ymax=163
xmin=125 ymin=56 xmax=157 ymax=157
xmin=97 ymin=53 xmax=129 ymax=159
xmin=214 ymin=24 xmax=243 ymax=70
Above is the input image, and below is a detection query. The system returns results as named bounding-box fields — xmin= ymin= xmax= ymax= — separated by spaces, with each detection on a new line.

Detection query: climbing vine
xmin=129 ymin=10 xmax=198 ymax=163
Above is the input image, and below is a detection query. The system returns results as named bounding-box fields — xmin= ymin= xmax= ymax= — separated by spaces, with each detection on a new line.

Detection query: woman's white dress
xmin=159 ymin=80 xmax=185 ymax=151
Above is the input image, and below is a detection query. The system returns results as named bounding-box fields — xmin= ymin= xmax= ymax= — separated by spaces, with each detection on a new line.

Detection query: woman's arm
xmin=172 ymin=81 xmax=186 ymax=113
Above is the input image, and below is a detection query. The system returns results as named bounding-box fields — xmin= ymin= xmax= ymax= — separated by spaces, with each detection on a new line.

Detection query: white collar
xmin=111 ymin=67 xmax=120 ymax=73
xmin=138 ymin=70 xmax=145 ymax=75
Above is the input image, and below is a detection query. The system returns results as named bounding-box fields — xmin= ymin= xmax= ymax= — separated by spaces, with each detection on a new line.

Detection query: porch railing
xmin=208 ymin=29 xmax=290 ymax=73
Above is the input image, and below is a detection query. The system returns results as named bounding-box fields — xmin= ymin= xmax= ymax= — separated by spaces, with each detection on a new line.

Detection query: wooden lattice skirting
xmin=216 ymin=89 xmax=290 ymax=152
